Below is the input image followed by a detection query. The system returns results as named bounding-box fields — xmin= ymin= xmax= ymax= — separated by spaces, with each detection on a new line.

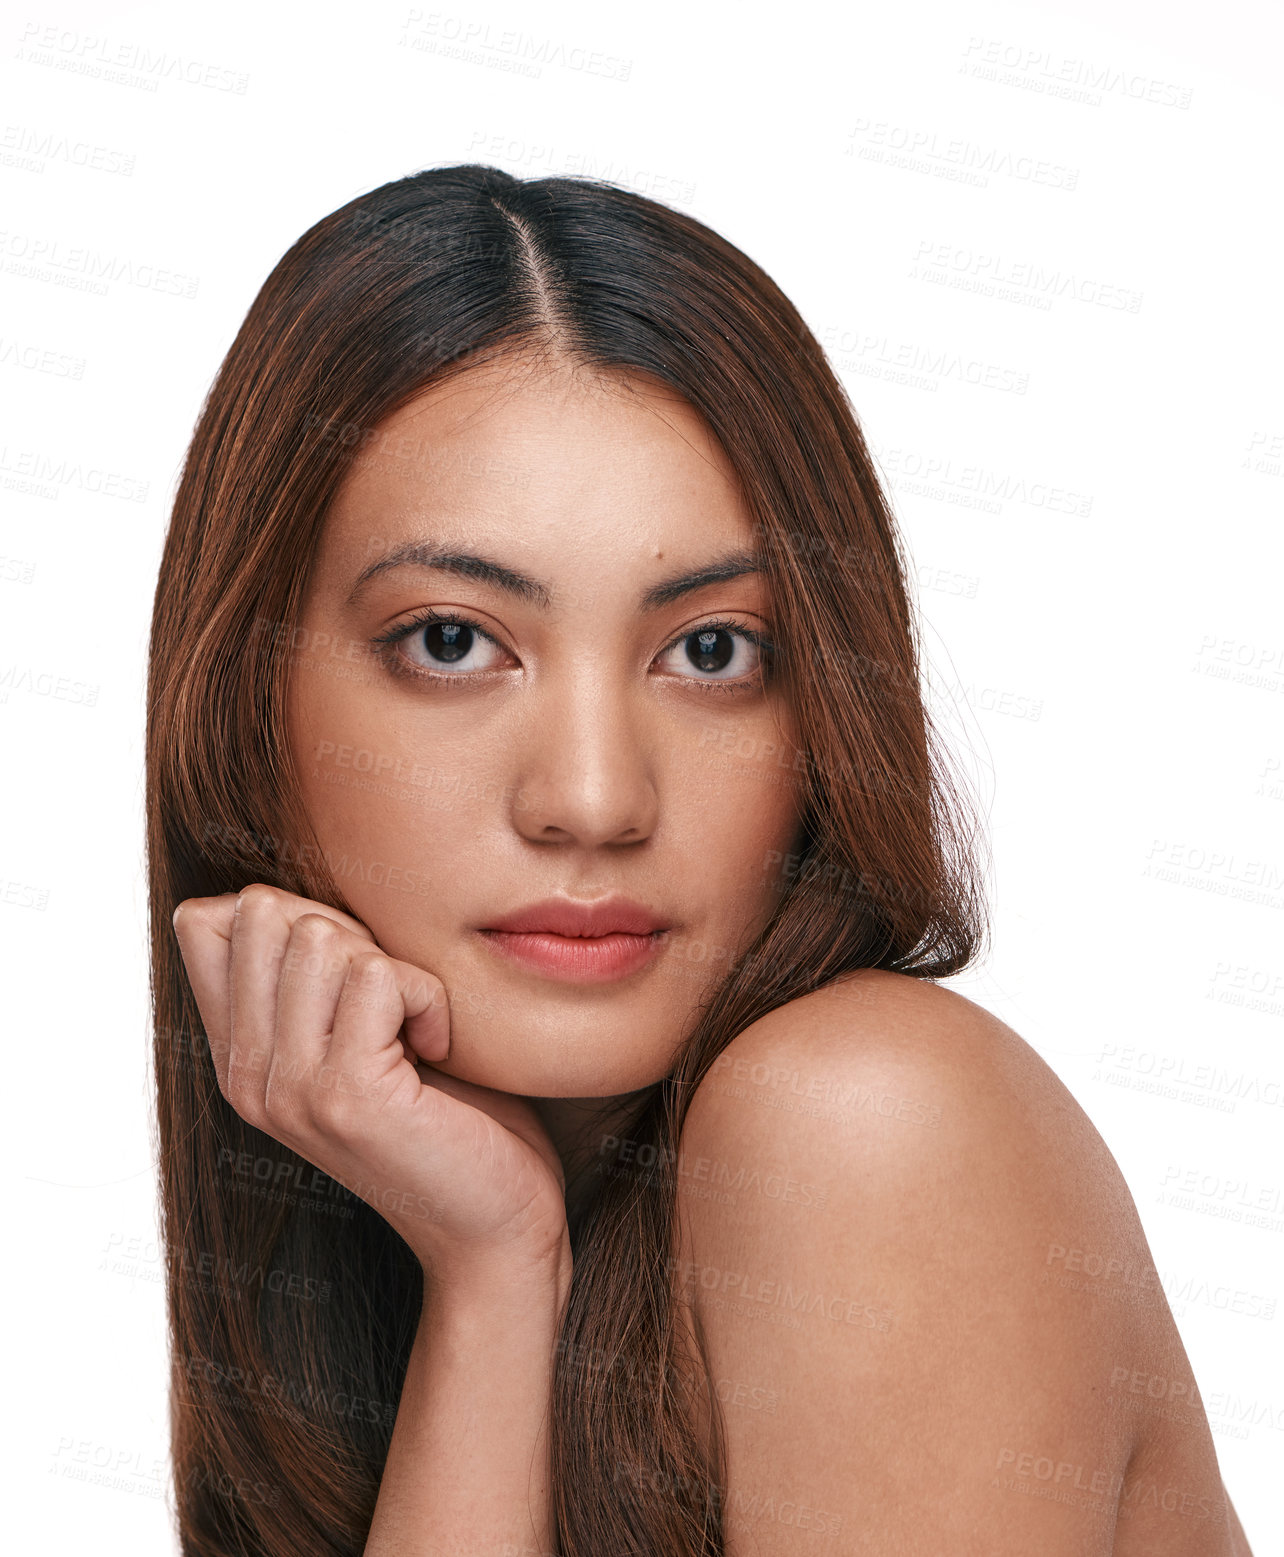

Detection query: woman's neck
xmin=528 ymin=1090 xmax=651 ymax=1223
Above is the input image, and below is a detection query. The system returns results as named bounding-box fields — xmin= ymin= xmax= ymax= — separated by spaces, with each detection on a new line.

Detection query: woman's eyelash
xmin=370 ymin=606 xmax=489 ymax=653
xmin=370 ymin=610 xmax=775 ymax=689
xmin=671 ymin=617 xmax=776 ymax=687
xmin=680 ymin=616 xmax=772 ymax=653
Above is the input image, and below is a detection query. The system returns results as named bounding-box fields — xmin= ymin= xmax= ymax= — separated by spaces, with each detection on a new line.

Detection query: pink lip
xmin=480 ymin=895 xmax=669 ymax=938
xmin=478 ymin=929 xmax=668 ymax=983
xmin=476 ymin=896 xmax=673 ymax=984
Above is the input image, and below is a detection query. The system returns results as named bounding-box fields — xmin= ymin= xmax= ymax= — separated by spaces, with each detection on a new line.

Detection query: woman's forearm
xmin=363 ymin=1248 xmax=573 ymax=1557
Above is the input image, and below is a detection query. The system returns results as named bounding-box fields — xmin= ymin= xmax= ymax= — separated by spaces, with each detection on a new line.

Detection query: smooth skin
xmin=672 ymin=971 xmax=1256 ymax=1556
xmin=171 ymin=355 xmax=1253 ymax=1555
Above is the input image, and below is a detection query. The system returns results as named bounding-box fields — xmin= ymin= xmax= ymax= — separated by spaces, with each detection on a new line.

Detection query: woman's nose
xmin=507 ymin=677 xmax=660 ymax=847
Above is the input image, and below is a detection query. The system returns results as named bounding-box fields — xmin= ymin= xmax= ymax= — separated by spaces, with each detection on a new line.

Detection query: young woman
xmin=153 ymin=164 xmax=1253 ymax=1556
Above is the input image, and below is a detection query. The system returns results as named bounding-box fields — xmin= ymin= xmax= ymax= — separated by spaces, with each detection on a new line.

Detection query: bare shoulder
xmin=673 ymin=971 xmax=1247 ymax=1555
xmin=689 ymin=967 xmax=1070 ymax=1127
xmin=682 ymin=969 xmax=1127 ymax=1237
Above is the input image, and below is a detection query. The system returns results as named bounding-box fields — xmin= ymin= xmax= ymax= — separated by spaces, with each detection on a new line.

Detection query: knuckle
xmin=309 ymin=1075 xmax=363 ymax=1135
xmin=237 ymin=882 xmax=277 ymax=905
xmin=402 ymin=967 xmax=447 ymax=1012
xmin=292 ymin=912 xmax=343 ymax=947
xmin=286 ymin=915 xmax=346 ymax=980
xmin=173 ymin=896 xmax=220 ymax=936
xmin=348 ymin=950 xmax=390 ymax=988
xmin=234 ymin=882 xmax=280 ymax=922
xmin=222 ymin=1071 xmax=258 ymax=1121
xmin=262 ymin=1074 xmax=307 ymax=1135
xmin=225 ymin=1037 xmax=269 ymax=1100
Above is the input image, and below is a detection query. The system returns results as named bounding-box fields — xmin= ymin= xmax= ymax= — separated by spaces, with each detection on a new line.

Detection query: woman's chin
xmin=421 ymin=1012 xmax=670 ymax=1101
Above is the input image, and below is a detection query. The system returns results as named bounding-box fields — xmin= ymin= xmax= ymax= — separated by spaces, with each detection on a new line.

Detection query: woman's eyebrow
xmin=344 ymin=541 xmax=761 ymax=611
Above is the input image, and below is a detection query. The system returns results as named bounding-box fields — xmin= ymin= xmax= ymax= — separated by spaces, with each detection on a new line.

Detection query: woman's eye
xmin=373 ymin=611 xmax=772 ymax=690
xmin=378 ymin=611 xmax=508 ymax=677
xmin=655 ymin=622 xmax=771 ymax=687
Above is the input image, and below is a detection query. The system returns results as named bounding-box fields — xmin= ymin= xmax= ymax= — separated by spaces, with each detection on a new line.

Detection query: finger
xmin=226 ymin=885 xmax=294 ymax=1112
xmin=231 ymin=884 xmax=377 ymax=943
xmin=395 ymin=960 xmax=451 ymax=1064
xmin=171 ymin=894 xmax=240 ymax=1090
xmin=173 ymin=886 xmax=374 ymax=1096
xmin=328 ymin=953 xmax=450 ymax=1095
xmin=269 ymin=914 xmax=370 ymax=1118
xmin=269 ymin=891 xmax=376 ymax=944
xmin=226 ymin=885 xmax=377 ymax=1114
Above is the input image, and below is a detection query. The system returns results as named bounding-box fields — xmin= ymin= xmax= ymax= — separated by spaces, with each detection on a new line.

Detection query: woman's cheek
xmin=285 ymin=759 xmax=439 ymax=947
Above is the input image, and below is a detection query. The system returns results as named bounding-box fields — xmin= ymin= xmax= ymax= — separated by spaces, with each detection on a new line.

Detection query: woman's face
xmin=286 ymin=357 xmax=806 ymax=1099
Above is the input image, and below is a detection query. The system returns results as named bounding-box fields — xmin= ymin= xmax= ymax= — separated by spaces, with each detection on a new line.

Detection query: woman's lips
xmin=476 ymin=928 xmax=669 ymax=983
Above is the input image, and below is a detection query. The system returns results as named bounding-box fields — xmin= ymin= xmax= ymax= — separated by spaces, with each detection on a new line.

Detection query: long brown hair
xmin=146 ymin=163 xmax=988 ymax=1554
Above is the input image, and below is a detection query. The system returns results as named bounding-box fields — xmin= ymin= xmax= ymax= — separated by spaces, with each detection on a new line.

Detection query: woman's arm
xmin=364 ymin=1244 xmax=573 ymax=1557
xmin=170 ymin=887 xmax=578 ymax=1555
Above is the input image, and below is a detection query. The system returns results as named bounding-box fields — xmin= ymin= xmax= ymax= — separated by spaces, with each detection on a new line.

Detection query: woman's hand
xmin=170 ymin=883 xmax=571 ymax=1287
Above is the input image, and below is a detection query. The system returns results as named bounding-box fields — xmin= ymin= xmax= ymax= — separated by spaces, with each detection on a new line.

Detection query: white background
xmin=2 ymin=0 xmax=1280 ymax=1550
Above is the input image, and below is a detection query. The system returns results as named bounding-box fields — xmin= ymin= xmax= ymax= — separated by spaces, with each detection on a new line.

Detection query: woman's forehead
xmin=317 ymin=367 xmax=754 ymax=574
